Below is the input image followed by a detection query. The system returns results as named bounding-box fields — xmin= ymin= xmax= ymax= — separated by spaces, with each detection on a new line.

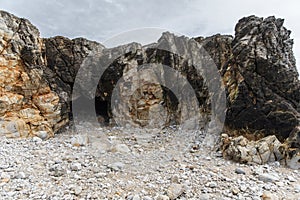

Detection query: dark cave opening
xmin=70 ymin=95 xmax=110 ymax=125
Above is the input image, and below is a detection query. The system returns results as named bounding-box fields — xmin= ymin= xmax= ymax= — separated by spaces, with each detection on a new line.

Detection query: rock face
xmin=218 ymin=16 xmax=300 ymax=167
xmin=0 ymin=11 xmax=66 ymax=138
xmin=0 ymin=11 xmax=299 ymax=166
xmin=0 ymin=11 xmax=104 ymax=138
xmin=224 ymin=16 xmax=300 ymax=141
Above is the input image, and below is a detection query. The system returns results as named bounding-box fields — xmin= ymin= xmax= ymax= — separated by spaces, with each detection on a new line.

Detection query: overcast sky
xmin=1 ymin=0 xmax=300 ymax=73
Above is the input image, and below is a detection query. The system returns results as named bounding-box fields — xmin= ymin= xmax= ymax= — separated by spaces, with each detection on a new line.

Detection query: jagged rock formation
xmin=224 ymin=16 xmax=300 ymax=140
xmin=0 ymin=11 xmax=299 ymax=167
xmin=217 ymin=16 xmax=300 ymax=169
xmin=0 ymin=11 xmax=67 ymax=138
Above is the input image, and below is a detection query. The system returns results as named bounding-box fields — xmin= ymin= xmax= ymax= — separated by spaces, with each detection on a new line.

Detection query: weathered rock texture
xmin=0 ymin=11 xmax=66 ymax=138
xmin=217 ymin=16 xmax=300 ymax=168
xmin=0 ymin=11 xmax=299 ymax=166
xmin=224 ymin=16 xmax=300 ymax=140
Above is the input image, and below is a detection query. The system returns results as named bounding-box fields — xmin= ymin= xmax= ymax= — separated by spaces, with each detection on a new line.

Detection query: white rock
xmin=70 ymin=135 xmax=89 ymax=146
xmin=70 ymin=163 xmax=82 ymax=171
xmin=111 ymin=143 xmax=131 ymax=153
xmin=156 ymin=195 xmax=170 ymax=200
xmin=108 ymin=162 xmax=125 ymax=171
xmin=15 ymin=172 xmax=26 ymax=179
xmin=295 ymin=185 xmax=300 ymax=193
xmin=74 ymin=186 xmax=82 ymax=195
xmin=32 ymin=136 xmax=43 ymax=143
xmin=132 ymin=194 xmax=140 ymax=200
xmin=167 ymin=183 xmax=185 ymax=200
xmin=36 ymin=131 xmax=48 ymax=140
xmin=258 ymin=173 xmax=280 ymax=183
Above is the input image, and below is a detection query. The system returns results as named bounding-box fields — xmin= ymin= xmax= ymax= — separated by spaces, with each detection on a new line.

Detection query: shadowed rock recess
xmin=0 ymin=11 xmax=299 ymax=168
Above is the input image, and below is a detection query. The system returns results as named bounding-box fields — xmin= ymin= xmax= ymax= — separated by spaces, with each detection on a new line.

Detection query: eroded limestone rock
xmin=0 ymin=11 xmax=73 ymax=138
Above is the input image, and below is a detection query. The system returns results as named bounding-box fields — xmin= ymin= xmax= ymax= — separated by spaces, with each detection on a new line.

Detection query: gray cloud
xmin=1 ymin=0 xmax=300 ymax=73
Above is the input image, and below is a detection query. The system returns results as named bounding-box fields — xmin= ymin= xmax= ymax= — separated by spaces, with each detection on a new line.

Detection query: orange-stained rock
xmin=0 ymin=11 xmax=67 ymax=138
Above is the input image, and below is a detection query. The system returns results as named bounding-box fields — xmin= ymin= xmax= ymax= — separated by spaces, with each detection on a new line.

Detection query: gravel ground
xmin=0 ymin=122 xmax=300 ymax=200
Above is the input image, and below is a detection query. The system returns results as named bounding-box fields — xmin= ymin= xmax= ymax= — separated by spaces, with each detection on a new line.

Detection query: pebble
xmin=74 ymin=186 xmax=82 ymax=195
xmin=36 ymin=131 xmax=48 ymax=140
xmin=199 ymin=194 xmax=210 ymax=200
xmin=207 ymin=182 xmax=217 ymax=188
xmin=295 ymin=185 xmax=300 ymax=193
xmin=287 ymin=175 xmax=296 ymax=182
xmin=157 ymin=195 xmax=170 ymax=200
xmin=32 ymin=136 xmax=43 ymax=143
xmin=232 ymin=187 xmax=239 ymax=195
xmin=235 ymin=167 xmax=246 ymax=175
xmin=108 ymin=162 xmax=125 ymax=171
xmin=258 ymin=173 xmax=280 ymax=183
xmin=70 ymin=162 xmax=82 ymax=171
xmin=166 ymin=183 xmax=185 ymax=200
xmin=111 ymin=143 xmax=131 ymax=153
xmin=170 ymin=175 xmax=180 ymax=183
xmin=70 ymin=135 xmax=89 ymax=146
xmin=15 ymin=172 xmax=26 ymax=179
xmin=132 ymin=194 xmax=140 ymax=200
xmin=239 ymin=185 xmax=247 ymax=192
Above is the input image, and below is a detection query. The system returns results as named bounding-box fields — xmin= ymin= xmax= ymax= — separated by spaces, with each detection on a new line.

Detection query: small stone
xmin=286 ymin=153 xmax=300 ymax=170
xmin=170 ymin=175 xmax=180 ymax=183
xmin=74 ymin=186 xmax=82 ymax=196
xmin=232 ymin=187 xmax=239 ymax=195
xmin=71 ymin=135 xmax=89 ymax=146
xmin=15 ymin=172 xmax=26 ymax=179
xmin=253 ymin=167 xmax=264 ymax=175
xmin=287 ymin=175 xmax=296 ymax=182
xmin=156 ymin=195 xmax=170 ymax=200
xmin=35 ymin=131 xmax=48 ymax=140
xmin=166 ymin=183 xmax=185 ymax=200
xmin=70 ymin=163 xmax=82 ymax=171
xmin=235 ymin=168 xmax=246 ymax=175
xmin=261 ymin=191 xmax=276 ymax=200
xmin=132 ymin=195 xmax=140 ymax=200
xmin=258 ymin=173 xmax=279 ymax=183
xmin=207 ymin=182 xmax=217 ymax=188
xmin=199 ymin=194 xmax=210 ymax=200
xmin=239 ymin=185 xmax=247 ymax=192
xmin=1 ymin=178 xmax=10 ymax=183
xmin=126 ymin=195 xmax=134 ymax=200
xmin=49 ymin=164 xmax=66 ymax=177
xmin=32 ymin=136 xmax=43 ymax=143
xmin=295 ymin=185 xmax=300 ymax=193
xmin=275 ymin=181 xmax=285 ymax=187
xmin=108 ymin=162 xmax=125 ymax=171
xmin=1 ymin=172 xmax=10 ymax=180
xmin=111 ymin=144 xmax=131 ymax=153
xmin=263 ymin=184 xmax=271 ymax=190
xmin=205 ymin=156 xmax=211 ymax=161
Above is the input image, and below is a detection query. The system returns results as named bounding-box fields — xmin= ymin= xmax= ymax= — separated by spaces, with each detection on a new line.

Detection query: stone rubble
xmin=0 ymin=124 xmax=300 ymax=199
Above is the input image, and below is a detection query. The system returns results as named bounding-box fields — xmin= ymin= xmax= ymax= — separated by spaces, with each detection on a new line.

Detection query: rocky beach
xmin=0 ymin=9 xmax=300 ymax=200
xmin=0 ymin=124 xmax=300 ymax=199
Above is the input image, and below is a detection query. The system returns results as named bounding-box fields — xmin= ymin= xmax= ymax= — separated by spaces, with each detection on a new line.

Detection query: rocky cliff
xmin=0 ymin=11 xmax=299 ymax=168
